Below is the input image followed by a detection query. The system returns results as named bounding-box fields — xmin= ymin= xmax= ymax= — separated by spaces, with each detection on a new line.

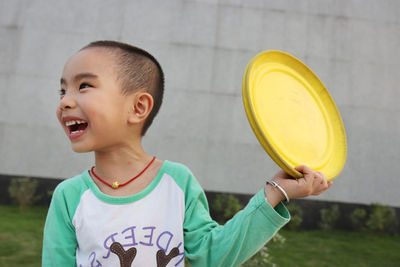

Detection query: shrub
xmin=185 ymin=233 xmax=285 ymax=267
xmin=366 ymin=203 xmax=398 ymax=234
xmin=285 ymin=203 xmax=303 ymax=231
xmin=242 ymin=233 xmax=285 ymax=267
xmin=211 ymin=193 xmax=243 ymax=224
xmin=270 ymin=232 xmax=286 ymax=245
xmin=184 ymin=257 xmax=191 ymax=266
xmin=319 ymin=204 xmax=340 ymax=230
xmin=350 ymin=208 xmax=367 ymax=231
xmin=8 ymin=177 xmax=39 ymax=211
xmin=242 ymin=245 xmax=272 ymax=267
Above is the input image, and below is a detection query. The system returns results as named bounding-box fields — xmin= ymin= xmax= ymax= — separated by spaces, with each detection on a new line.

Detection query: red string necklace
xmin=90 ymin=156 xmax=156 ymax=189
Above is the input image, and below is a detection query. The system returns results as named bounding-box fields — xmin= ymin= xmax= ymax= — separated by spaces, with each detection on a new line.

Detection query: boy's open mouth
xmin=66 ymin=120 xmax=88 ymax=134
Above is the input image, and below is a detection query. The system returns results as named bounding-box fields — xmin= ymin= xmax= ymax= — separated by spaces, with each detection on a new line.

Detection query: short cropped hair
xmin=81 ymin=40 xmax=164 ymax=136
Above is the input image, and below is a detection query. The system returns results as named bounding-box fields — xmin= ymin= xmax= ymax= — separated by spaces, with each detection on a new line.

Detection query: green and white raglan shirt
xmin=42 ymin=161 xmax=290 ymax=267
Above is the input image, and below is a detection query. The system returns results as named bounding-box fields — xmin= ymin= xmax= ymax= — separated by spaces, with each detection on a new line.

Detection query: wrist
xmin=264 ymin=183 xmax=285 ymax=207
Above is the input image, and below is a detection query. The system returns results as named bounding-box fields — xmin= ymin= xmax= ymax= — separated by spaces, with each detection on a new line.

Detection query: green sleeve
xmin=182 ymin=172 xmax=290 ymax=267
xmin=42 ymin=178 xmax=83 ymax=267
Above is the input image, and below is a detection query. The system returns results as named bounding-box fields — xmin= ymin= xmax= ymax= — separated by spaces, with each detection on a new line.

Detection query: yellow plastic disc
xmin=242 ymin=50 xmax=347 ymax=181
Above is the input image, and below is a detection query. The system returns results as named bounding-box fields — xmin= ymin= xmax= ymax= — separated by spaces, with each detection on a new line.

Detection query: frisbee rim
xmin=242 ymin=50 xmax=347 ymax=181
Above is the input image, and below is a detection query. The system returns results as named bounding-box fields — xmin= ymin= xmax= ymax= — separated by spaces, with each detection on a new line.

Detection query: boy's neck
xmin=93 ymin=142 xmax=153 ymax=182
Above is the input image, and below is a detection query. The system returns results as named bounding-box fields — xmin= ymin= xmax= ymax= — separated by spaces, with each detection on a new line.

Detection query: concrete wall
xmin=1 ymin=0 xmax=399 ymax=207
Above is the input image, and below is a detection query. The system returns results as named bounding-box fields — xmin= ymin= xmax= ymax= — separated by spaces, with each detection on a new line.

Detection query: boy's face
xmin=57 ymin=48 xmax=134 ymax=152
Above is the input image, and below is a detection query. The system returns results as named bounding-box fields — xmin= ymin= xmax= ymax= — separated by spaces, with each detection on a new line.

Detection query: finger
xmin=317 ymin=174 xmax=328 ymax=187
xmin=314 ymin=172 xmax=326 ymax=185
xmin=313 ymin=180 xmax=332 ymax=195
xmin=295 ymin=165 xmax=313 ymax=175
xmin=311 ymin=172 xmax=323 ymax=185
xmin=295 ymin=166 xmax=316 ymax=186
xmin=299 ymin=167 xmax=317 ymax=186
xmin=316 ymin=171 xmax=327 ymax=183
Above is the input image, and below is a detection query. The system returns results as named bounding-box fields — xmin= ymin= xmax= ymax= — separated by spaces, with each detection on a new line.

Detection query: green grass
xmin=268 ymin=230 xmax=400 ymax=267
xmin=0 ymin=205 xmax=47 ymax=267
xmin=1 ymin=205 xmax=399 ymax=267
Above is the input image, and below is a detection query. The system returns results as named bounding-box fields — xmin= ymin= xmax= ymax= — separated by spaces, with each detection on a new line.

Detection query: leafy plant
xmin=319 ymin=204 xmax=340 ymax=230
xmin=242 ymin=233 xmax=285 ymax=267
xmin=242 ymin=244 xmax=272 ymax=267
xmin=8 ymin=177 xmax=39 ymax=211
xmin=184 ymin=233 xmax=285 ymax=267
xmin=184 ymin=257 xmax=191 ymax=266
xmin=350 ymin=208 xmax=367 ymax=231
xmin=47 ymin=190 xmax=54 ymax=198
xmin=285 ymin=203 xmax=303 ymax=231
xmin=366 ymin=203 xmax=398 ymax=234
xmin=211 ymin=193 xmax=243 ymax=224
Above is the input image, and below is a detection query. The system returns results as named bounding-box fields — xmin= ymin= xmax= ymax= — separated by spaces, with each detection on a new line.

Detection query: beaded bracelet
xmin=266 ymin=181 xmax=289 ymax=203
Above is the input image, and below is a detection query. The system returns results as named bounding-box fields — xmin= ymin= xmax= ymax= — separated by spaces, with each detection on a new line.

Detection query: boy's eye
xmin=79 ymin=83 xmax=92 ymax=90
xmin=59 ymin=89 xmax=66 ymax=96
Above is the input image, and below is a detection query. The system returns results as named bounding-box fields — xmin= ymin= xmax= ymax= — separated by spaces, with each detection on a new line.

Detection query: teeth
xmin=65 ymin=120 xmax=86 ymax=127
xmin=71 ymin=130 xmax=84 ymax=134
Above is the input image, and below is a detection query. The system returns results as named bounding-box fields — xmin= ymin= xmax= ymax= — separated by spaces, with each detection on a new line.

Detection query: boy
xmin=42 ymin=41 xmax=332 ymax=267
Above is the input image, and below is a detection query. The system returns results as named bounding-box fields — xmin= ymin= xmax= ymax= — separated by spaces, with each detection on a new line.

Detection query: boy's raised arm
xmin=182 ymin=173 xmax=290 ymax=267
xmin=182 ymin=164 xmax=331 ymax=267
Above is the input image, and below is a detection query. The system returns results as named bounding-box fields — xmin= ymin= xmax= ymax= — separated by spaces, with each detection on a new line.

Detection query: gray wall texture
xmin=0 ymin=0 xmax=399 ymax=207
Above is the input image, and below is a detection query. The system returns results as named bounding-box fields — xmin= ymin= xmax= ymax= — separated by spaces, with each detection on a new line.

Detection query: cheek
xmin=56 ymin=107 xmax=63 ymax=125
xmin=95 ymin=97 xmax=128 ymax=122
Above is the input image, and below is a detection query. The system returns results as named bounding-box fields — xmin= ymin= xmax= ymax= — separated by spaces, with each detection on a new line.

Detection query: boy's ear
xmin=127 ymin=91 xmax=154 ymax=124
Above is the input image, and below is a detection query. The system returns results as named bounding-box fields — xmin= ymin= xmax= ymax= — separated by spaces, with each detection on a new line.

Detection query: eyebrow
xmin=60 ymin=72 xmax=99 ymax=85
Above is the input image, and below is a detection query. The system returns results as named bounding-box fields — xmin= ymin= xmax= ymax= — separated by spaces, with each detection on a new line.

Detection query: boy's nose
xmin=59 ymin=91 xmax=76 ymax=110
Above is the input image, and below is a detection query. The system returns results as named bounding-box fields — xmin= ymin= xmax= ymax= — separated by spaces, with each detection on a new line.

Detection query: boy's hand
xmin=264 ymin=165 xmax=333 ymax=207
